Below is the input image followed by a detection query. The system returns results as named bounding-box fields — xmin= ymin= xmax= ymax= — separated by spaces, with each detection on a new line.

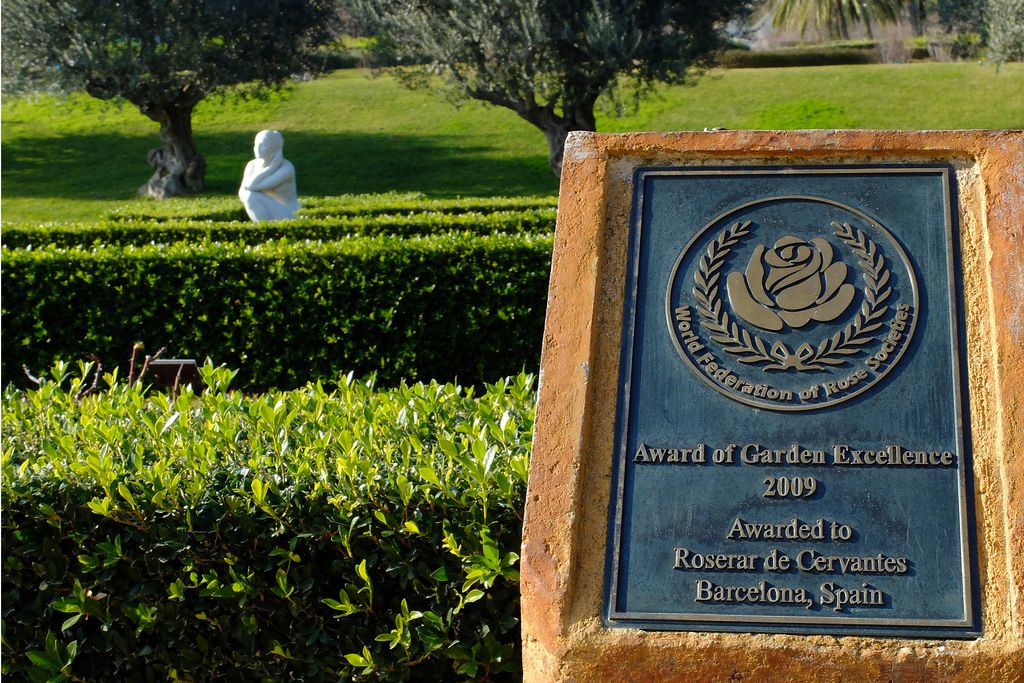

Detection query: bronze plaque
xmin=605 ymin=166 xmax=977 ymax=638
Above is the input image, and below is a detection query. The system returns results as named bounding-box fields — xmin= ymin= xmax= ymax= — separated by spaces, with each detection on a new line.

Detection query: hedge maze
xmin=2 ymin=194 xmax=556 ymax=391
xmin=1 ymin=193 xmax=554 ymax=680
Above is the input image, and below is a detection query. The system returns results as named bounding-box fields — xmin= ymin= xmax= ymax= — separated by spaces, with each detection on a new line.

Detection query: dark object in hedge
xmin=146 ymin=359 xmax=205 ymax=394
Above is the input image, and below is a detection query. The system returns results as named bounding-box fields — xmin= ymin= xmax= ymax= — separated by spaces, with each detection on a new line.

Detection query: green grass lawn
xmin=3 ymin=63 xmax=1022 ymax=222
xmin=600 ymin=62 xmax=1024 ymax=131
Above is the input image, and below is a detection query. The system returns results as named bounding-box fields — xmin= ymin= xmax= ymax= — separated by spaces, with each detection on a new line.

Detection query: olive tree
xmin=358 ymin=0 xmax=752 ymax=176
xmin=1 ymin=0 xmax=336 ymax=198
xmin=987 ymin=0 xmax=1024 ymax=63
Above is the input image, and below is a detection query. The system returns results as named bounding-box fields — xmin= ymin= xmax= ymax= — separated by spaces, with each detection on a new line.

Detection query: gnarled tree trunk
xmin=525 ymin=102 xmax=598 ymax=177
xmin=137 ymin=100 xmax=206 ymax=199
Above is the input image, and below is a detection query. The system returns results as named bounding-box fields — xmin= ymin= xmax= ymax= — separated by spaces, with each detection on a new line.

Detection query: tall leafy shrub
xmin=2 ymin=364 xmax=535 ymax=680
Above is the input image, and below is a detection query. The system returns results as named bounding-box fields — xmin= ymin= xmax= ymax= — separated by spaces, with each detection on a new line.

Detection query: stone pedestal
xmin=521 ymin=131 xmax=1024 ymax=681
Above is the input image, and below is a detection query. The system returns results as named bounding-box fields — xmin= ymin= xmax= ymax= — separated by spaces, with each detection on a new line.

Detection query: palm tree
xmin=767 ymin=0 xmax=902 ymax=40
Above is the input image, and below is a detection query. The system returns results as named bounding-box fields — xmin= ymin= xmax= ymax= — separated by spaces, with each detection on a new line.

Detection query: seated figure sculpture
xmin=238 ymin=130 xmax=300 ymax=222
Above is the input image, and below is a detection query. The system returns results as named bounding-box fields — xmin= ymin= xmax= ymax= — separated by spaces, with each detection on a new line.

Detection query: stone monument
xmin=521 ymin=130 xmax=1024 ymax=681
xmin=238 ymin=130 xmax=299 ymax=222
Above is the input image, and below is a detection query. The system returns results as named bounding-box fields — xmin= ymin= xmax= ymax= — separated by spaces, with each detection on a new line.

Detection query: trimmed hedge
xmin=2 ymin=365 xmax=535 ymax=680
xmin=715 ymin=37 xmax=981 ymax=68
xmin=104 ymin=193 xmax=558 ymax=225
xmin=299 ymin=196 xmax=557 ymax=220
xmin=1 ymin=209 xmax=557 ymax=249
xmin=1 ymin=234 xmax=553 ymax=390
xmin=718 ymin=46 xmax=880 ymax=68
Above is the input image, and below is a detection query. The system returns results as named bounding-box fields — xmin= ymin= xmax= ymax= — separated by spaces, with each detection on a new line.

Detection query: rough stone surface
xmin=522 ymin=130 xmax=1024 ymax=682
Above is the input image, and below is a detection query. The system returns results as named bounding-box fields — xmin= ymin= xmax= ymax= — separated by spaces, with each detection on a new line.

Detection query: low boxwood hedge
xmin=2 ymin=364 xmax=535 ymax=681
xmin=1 ymin=209 xmax=557 ymax=249
xmin=2 ymin=233 xmax=553 ymax=390
xmin=298 ymin=196 xmax=557 ymax=220
xmin=104 ymin=193 xmax=558 ymax=225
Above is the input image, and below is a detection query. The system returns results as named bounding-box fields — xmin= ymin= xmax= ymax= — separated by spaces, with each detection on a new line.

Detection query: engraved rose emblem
xmin=726 ymin=235 xmax=856 ymax=331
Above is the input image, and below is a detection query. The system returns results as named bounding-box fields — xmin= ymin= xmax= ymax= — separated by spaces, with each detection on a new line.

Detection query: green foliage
xmin=1 ymin=209 xmax=557 ymax=249
xmin=2 ymin=364 xmax=536 ymax=680
xmin=988 ymin=0 xmax=1024 ymax=63
xmin=1 ymin=0 xmax=335 ymax=98
xmin=2 ymin=232 xmax=553 ymax=391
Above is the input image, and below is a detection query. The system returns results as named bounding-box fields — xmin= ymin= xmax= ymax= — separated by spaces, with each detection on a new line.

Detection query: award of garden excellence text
xmin=605 ymin=166 xmax=978 ymax=638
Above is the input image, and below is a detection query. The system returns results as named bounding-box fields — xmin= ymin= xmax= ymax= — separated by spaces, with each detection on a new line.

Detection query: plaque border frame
xmin=604 ymin=165 xmax=978 ymax=637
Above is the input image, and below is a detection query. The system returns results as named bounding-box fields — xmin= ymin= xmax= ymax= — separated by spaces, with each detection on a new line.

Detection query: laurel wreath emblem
xmin=692 ymin=220 xmax=891 ymax=372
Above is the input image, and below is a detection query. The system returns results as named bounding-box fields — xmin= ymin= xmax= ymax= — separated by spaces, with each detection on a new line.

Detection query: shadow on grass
xmin=2 ymin=130 xmax=558 ymax=201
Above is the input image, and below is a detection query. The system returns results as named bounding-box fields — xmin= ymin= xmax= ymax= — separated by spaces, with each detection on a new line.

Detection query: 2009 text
xmin=763 ymin=476 xmax=817 ymax=498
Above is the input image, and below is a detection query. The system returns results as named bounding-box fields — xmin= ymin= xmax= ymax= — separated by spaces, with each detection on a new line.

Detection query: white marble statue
xmin=238 ymin=130 xmax=299 ymax=222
